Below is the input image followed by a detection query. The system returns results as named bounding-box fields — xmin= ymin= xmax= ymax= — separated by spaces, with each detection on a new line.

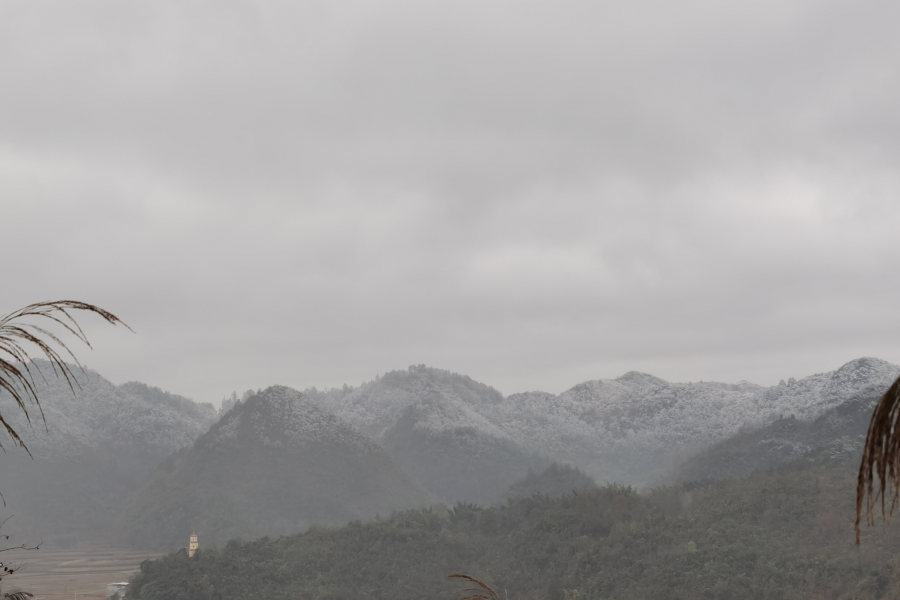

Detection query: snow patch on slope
xmin=206 ymin=385 xmax=381 ymax=453
xmin=308 ymin=358 xmax=900 ymax=485
xmin=0 ymin=361 xmax=216 ymax=459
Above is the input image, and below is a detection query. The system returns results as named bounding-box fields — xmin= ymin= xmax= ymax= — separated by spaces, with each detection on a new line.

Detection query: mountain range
xmin=672 ymin=358 xmax=897 ymax=483
xmin=306 ymin=357 xmax=899 ymax=487
xmin=303 ymin=368 xmax=548 ymax=504
xmin=1 ymin=356 xmax=897 ymax=550
xmin=121 ymin=386 xmax=430 ymax=547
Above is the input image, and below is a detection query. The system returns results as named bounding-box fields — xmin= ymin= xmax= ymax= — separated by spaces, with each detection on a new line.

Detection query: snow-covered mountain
xmin=304 ymin=368 xmax=547 ymax=504
xmin=2 ymin=357 xmax=894 ymax=546
xmin=493 ymin=357 xmax=899 ymax=483
xmin=308 ymin=358 xmax=900 ymax=487
xmin=0 ymin=361 xmax=217 ymax=458
xmin=0 ymin=361 xmax=218 ymax=541
xmin=673 ymin=360 xmax=898 ymax=483
xmin=121 ymin=386 xmax=431 ymax=548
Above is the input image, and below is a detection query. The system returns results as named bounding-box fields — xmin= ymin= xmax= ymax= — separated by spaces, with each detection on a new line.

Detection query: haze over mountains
xmin=0 ymin=363 xmax=217 ymax=540
xmin=305 ymin=358 xmax=899 ymax=487
xmin=122 ymin=386 xmax=430 ymax=547
xmin=0 ymin=357 xmax=896 ymax=550
xmin=302 ymin=368 xmax=548 ymax=505
xmin=673 ymin=358 xmax=897 ymax=483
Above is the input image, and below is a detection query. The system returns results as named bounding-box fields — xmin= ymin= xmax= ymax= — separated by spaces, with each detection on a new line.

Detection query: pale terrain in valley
xmin=1 ymin=544 xmax=158 ymax=600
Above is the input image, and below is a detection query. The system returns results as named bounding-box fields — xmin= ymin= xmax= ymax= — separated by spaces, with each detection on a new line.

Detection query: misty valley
xmin=5 ymin=0 xmax=899 ymax=597
xmin=1 ymin=358 xmax=898 ymax=599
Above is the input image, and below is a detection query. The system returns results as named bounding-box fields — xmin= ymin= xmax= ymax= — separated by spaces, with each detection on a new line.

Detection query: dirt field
xmin=0 ymin=543 xmax=161 ymax=600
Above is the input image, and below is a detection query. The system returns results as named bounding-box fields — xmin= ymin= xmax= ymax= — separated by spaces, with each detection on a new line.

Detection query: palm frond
xmin=856 ymin=374 xmax=900 ymax=544
xmin=3 ymin=593 xmax=34 ymax=600
xmin=449 ymin=574 xmax=501 ymax=600
xmin=0 ymin=300 xmax=130 ymax=454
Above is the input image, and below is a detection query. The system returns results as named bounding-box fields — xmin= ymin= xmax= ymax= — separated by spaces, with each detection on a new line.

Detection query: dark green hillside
xmin=127 ymin=453 xmax=900 ymax=600
xmin=504 ymin=463 xmax=596 ymax=499
xmin=120 ymin=386 xmax=431 ymax=549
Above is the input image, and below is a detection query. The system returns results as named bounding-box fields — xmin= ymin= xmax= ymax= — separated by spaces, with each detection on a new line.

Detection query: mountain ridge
xmin=672 ymin=363 xmax=895 ymax=483
xmin=2 ymin=356 xmax=896 ymax=547
xmin=307 ymin=357 xmax=900 ymax=486
xmin=120 ymin=385 xmax=432 ymax=549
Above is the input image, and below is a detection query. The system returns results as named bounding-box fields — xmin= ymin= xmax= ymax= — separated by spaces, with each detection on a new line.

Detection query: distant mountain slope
xmin=0 ymin=362 xmax=217 ymax=459
xmin=121 ymin=386 xmax=431 ymax=549
xmin=304 ymin=367 xmax=508 ymax=439
xmin=380 ymin=398 xmax=548 ymax=505
xmin=0 ymin=362 xmax=217 ymax=542
xmin=495 ymin=358 xmax=900 ymax=484
xmin=119 ymin=381 xmax=219 ymax=425
xmin=673 ymin=362 xmax=896 ymax=483
xmin=4 ymin=357 xmax=892 ymax=546
xmin=504 ymin=463 xmax=597 ymax=499
xmin=308 ymin=358 xmax=899 ymax=488
xmin=305 ymin=368 xmax=547 ymax=504
xmin=487 ymin=375 xmax=764 ymax=484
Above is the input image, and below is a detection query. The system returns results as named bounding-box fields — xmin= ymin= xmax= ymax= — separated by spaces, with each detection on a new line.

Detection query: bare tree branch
xmin=0 ymin=301 xmax=126 ymax=600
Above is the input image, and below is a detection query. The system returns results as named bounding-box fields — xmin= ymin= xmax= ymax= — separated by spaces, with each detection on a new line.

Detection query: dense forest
xmin=126 ymin=452 xmax=900 ymax=600
xmin=503 ymin=463 xmax=597 ymax=499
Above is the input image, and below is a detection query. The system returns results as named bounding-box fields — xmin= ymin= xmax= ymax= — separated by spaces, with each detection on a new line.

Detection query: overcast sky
xmin=3 ymin=1 xmax=900 ymax=405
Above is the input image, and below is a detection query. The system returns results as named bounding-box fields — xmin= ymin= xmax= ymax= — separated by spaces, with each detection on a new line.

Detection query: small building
xmin=106 ymin=582 xmax=128 ymax=599
xmin=189 ymin=532 xmax=199 ymax=557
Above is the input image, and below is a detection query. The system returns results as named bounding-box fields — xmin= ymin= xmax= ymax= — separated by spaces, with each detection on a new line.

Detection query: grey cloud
xmin=2 ymin=1 xmax=900 ymax=403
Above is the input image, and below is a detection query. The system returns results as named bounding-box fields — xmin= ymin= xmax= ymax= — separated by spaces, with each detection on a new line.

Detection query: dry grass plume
xmin=856 ymin=374 xmax=900 ymax=544
xmin=0 ymin=300 xmax=130 ymax=455
xmin=449 ymin=573 xmax=503 ymax=600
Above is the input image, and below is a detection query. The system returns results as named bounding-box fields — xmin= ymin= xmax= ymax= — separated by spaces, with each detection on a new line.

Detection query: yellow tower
xmin=189 ymin=532 xmax=199 ymax=557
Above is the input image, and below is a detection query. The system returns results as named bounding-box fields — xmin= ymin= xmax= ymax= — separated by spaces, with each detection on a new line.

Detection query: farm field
xmin=1 ymin=543 xmax=160 ymax=600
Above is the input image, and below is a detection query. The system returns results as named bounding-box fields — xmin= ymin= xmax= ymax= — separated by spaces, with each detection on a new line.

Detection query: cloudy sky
xmin=3 ymin=1 xmax=900 ymax=404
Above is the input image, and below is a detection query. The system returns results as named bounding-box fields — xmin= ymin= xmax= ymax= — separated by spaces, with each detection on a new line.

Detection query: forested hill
xmin=503 ymin=463 xmax=597 ymax=499
xmin=0 ymin=361 xmax=217 ymax=459
xmin=126 ymin=453 xmax=900 ymax=600
xmin=307 ymin=358 xmax=899 ymax=487
xmin=2 ymin=358 xmax=895 ymax=551
xmin=673 ymin=381 xmax=884 ymax=483
xmin=304 ymin=367 xmax=547 ymax=504
xmin=120 ymin=386 xmax=431 ymax=549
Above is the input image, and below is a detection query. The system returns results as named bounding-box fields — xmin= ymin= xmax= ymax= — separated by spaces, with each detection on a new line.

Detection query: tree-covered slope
xmin=126 ymin=453 xmax=900 ymax=600
xmin=494 ymin=357 xmax=899 ymax=484
xmin=306 ymin=367 xmax=547 ymax=504
xmin=504 ymin=463 xmax=597 ymax=500
xmin=120 ymin=386 xmax=431 ymax=549
xmin=673 ymin=376 xmax=887 ymax=483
